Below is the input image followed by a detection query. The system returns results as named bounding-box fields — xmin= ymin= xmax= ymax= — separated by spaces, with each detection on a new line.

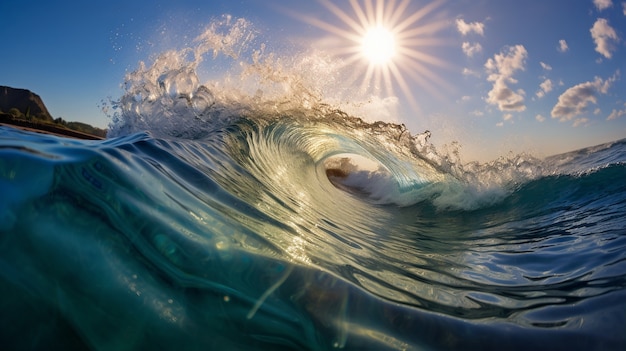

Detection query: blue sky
xmin=1 ymin=0 xmax=624 ymax=161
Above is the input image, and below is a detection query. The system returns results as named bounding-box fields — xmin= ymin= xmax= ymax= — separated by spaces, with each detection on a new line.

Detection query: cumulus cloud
xmin=551 ymin=72 xmax=619 ymax=121
xmin=607 ymin=103 xmax=626 ymax=120
xmin=540 ymin=62 xmax=552 ymax=70
xmin=536 ymin=79 xmax=553 ymax=98
xmin=484 ymin=45 xmax=528 ymax=111
xmin=590 ymin=18 xmax=619 ymax=59
xmin=558 ymin=39 xmax=569 ymax=52
xmin=623 ymin=2 xmax=626 ymax=15
xmin=594 ymin=0 xmax=613 ymax=10
xmin=485 ymin=45 xmax=527 ymax=78
xmin=462 ymin=42 xmax=483 ymax=57
xmin=535 ymin=114 xmax=546 ymax=122
xmin=456 ymin=19 xmax=485 ymax=36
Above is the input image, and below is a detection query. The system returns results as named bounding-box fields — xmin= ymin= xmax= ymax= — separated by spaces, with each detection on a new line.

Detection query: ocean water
xmin=2 ymin=19 xmax=626 ymax=351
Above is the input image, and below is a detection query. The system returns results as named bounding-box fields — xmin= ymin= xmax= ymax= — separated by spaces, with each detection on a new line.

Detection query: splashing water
xmin=2 ymin=16 xmax=626 ymax=351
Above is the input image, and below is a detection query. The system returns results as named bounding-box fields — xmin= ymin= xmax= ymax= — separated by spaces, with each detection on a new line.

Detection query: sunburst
xmin=295 ymin=0 xmax=451 ymax=110
xmin=361 ymin=25 xmax=396 ymax=65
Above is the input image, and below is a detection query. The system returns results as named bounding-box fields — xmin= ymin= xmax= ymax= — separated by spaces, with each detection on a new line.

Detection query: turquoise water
xmin=1 ymin=119 xmax=625 ymax=350
xmin=2 ymin=17 xmax=626 ymax=350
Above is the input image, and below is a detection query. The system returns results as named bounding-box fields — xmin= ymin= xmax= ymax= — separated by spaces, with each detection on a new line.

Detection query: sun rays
xmin=297 ymin=0 xmax=451 ymax=110
xmin=361 ymin=26 xmax=396 ymax=64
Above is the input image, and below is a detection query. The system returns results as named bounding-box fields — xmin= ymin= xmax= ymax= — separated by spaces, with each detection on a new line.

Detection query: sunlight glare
xmin=293 ymin=0 xmax=451 ymax=111
xmin=362 ymin=26 xmax=396 ymax=65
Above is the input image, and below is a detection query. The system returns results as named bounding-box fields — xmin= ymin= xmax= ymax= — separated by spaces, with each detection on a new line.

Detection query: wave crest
xmin=104 ymin=16 xmax=549 ymax=210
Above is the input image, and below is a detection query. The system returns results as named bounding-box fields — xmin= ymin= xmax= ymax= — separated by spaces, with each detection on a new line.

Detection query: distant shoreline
xmin=0 ymin=114 xmax=104 ymax=140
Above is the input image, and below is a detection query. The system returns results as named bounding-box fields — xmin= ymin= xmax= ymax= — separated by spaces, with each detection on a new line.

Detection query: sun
xmin=292 ymin=0 xmax=450 ymax=110
xmin=361 ymin=26 xmax=396 ymax=65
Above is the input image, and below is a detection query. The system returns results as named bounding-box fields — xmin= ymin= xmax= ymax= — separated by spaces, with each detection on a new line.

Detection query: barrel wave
xmin=1 ymin=17 xmax=626 ymax=351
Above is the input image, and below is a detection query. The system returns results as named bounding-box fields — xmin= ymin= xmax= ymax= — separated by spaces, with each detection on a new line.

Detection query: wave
xmin=1 ymin=123 xmax=625 ymax=350
xmin=102 ymin=17 xmax=553 ymax=211
xmin=2 ymin=16 xmax=624 ymax=350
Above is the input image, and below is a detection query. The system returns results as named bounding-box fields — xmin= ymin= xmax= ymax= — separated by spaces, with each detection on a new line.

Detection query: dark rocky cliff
xmin=0 ymin=85 xmax=106 ymax=139
xmin=0 ymin=85 xmax=53 ymax=121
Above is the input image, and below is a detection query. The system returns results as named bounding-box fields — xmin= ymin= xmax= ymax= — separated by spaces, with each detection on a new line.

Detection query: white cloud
xmin=462 ymin=42 xmax=483 ymax=57
xmin=536 ymin=79 xmax=553 ymax=98
xmin=594 ymin=0 xmax=613 ymax=10
xmin=540 ymin=62 xmax=552 ymax=70
xmin=503 ymin=113 xmax=513 ymax=121
xmin=535 ymin=114 xmax=546 ymax=122
xmin=484 ymin=45 xmax=528 ymax=112
xmin=558 ymin=39 xmax=569 ymax=52
xmin=462 ymin=67 xmax=480 ymax=77
xmin=344 ymin=95 xmax=400 ymax=124
xmin=573 ymin=118 xmax=589 ymax=127
xmin=551 ymin=72 xmax=619 ymax=121
xmin=590 ymin=18 xmax=619 ymax=59
xmin=456 ymin=19 xmax=485 ymax=36
xmin=607 ymin=104 xmax=626 ymax=120
xmin=623 ymin=2 xmax=626 ymax=15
